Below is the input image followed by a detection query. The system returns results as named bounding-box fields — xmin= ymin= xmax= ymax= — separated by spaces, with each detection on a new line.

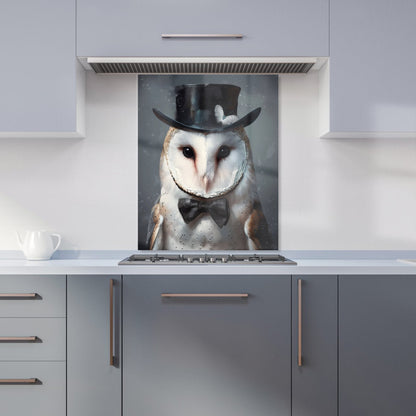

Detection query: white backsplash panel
xmin=137 ymin=75 xmax=278 ymax=250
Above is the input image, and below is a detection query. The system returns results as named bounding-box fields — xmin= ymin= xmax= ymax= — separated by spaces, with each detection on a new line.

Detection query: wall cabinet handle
xmin=0 ymin=293 xmax=39 ymax=299
xmin=161 ymin=34 xmax=243 ymax=39
xmin=0 ymin=378 xmax=40 ymax=385
xmin=161 ymin=293 xmax=248 ymax=298
xmin=109 ymin=279 xmax=115 ymax=367
xmin=298 ymin=279 xmax=303 ymax=367
xmin=0 ymin=336 xmax=39 ymax=342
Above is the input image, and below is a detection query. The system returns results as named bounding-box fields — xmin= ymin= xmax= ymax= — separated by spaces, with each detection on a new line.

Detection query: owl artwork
xmin=147 ymin=83 xmax=271 ymax=250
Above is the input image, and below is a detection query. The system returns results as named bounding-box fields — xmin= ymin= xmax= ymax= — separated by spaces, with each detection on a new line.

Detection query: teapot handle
xmin=15 ymin=231 xmax=24 ymax=248
xmin=51 ymin=234 xmax=61 ymax=252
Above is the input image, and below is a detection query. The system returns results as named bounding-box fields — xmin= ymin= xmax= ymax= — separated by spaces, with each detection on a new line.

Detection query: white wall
xmin=0 ymin=70 xmax=415 ymax=250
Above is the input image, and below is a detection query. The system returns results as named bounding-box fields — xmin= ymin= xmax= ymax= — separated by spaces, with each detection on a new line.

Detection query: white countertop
xmin=0 ymin=255 xmax=415 ymax=275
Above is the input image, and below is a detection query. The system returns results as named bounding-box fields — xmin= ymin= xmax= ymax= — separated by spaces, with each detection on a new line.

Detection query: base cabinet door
xmin=339 ymin=276 xmax=416 ymax=416
xmin=67 ymin=275 xmax=121 ymax=416
xmin=292 ymin=276 xmax=338 ymax=416
xmin=124 ymin=275 xmax=291 ymax=416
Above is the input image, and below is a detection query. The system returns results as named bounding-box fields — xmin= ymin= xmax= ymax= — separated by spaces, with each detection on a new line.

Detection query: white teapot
xmin=16 ymin=230 xmax=61 ymax=260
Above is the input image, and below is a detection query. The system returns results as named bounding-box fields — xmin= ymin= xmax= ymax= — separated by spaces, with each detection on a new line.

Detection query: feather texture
xmin=148 ymin=202 xmax=164 ymax=250
xmin=215 ymin=105 xmax=239 ymax=126
xmin=151 ymin=127 xmax=271 ymax=250
xmin=244 ymin=200 xmax=271 ymax=250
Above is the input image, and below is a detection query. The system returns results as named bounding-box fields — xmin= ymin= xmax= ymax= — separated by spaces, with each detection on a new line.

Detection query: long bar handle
xmin=0 ymin=378 xmax=39 ymax=385
xmin=109 ymin=279 xmax=115 ymax=366
xmin=0 ymin=336 xmax=38 ymax=342
xmin=161 ymin=34 xmax=243 ymax=39
xmin=0 ymin=293 xmax=38 ymax=299
xmin=161 ymin=293 xmax=248 ymax=298
xmin=298 ymin=279 xmax=302 ymax=367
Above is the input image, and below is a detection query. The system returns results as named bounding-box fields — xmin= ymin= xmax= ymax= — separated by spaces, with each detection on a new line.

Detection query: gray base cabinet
xmin=0 ymin=275 xmax=66 ymax=416
xmin=292 ymin=276 xmax=337 ymax=416
xmin=67 ymin=275 xmax=121 ymax=416
xmin=339 ymin=276 xmax=416 ymax=416
xmin=61 ymin=272 xmax=416 ymax=416
xmin=123 ymin=275 xmax=291 ymax=416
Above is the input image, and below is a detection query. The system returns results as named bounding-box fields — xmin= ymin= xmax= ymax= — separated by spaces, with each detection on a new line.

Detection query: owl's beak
xmin=196 ymin=149 xmax=215 ymax=193
xmin=202 ymin=175 xmax=212 ymax=192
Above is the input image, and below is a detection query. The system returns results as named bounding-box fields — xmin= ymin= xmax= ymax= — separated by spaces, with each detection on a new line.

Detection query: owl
xmin=147 ymin=83 xmax=271 ymax=250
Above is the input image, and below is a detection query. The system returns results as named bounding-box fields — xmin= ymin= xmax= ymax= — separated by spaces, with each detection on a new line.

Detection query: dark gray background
xmin=138 ymin=74 xmax=278 ymax=249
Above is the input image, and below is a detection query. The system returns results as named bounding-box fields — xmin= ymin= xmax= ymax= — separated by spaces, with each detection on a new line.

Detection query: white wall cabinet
xmin=0 ymin=0 xmax=84 ymax=138
xmin=322 ymin=0 xmax=416 ymax=138
xmin=77 ymin=0 xmax=329 ymax=57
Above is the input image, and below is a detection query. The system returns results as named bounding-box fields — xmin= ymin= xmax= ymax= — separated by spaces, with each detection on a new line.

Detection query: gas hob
xmin=119 ymin=253 xmax=297 ymax=265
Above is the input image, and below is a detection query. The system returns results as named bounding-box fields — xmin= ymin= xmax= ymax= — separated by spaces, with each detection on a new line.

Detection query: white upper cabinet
xmin=324 ymin=0 xmax=416 ymax=138
xmin=0 ymin=0 xmax=84 ymax=138
xmin=77 ymin=0 xmax=329 ymax=57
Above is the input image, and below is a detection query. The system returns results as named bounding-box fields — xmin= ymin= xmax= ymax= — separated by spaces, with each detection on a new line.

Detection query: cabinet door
xmin=77 ymin=0 xmax=328 ymax=57
xmin=339 ymin=276 xmax=416 ymax=416
xmin=124 ymin=275 xmax=291 ymax=416
xmin=0 ymin=0 xmax=83 ymax=137
xmin=67 ymin=275 xmax=121 ymax=416
xmin=292 ymin=276 xmax=337 ymax=416
xmin=328 ymin=0 xmax=416 ymax=136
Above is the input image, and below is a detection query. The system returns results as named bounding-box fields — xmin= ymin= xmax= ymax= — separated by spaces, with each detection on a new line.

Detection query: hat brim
xmin=152 ymin=107 xmax=261 ymax=134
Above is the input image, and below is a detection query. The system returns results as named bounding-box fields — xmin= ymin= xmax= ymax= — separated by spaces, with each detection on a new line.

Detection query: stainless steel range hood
xmin=85 ymin=57 xmax=324 ymax=74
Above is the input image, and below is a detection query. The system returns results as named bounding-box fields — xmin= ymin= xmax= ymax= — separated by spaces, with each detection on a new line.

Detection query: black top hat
xmin=152 ymin=84 xmax=261 ymax=133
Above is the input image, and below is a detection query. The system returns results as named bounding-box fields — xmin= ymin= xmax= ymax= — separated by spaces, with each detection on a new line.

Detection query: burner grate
xmin=119 ymin=254 xmax=296 ymax=265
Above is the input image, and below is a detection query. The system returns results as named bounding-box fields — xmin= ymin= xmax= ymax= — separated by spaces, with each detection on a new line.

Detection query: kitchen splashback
xmin=138 ymin=74 xmax=278 ymax=251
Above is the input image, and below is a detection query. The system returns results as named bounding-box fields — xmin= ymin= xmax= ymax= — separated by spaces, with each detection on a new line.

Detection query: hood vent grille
xmin=88 ymin=59 xmax=315 ymax=74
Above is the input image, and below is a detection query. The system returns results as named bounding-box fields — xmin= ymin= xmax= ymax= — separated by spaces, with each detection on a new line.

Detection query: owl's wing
xmin=244 ymin=200 xmax=272 ymax=250
xmin=146 ymin=200 xmax=164 ymax=250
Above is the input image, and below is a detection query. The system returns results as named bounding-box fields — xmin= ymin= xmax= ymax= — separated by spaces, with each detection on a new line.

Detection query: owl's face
xmin=164 ymin=129 xmax=249 ymax=198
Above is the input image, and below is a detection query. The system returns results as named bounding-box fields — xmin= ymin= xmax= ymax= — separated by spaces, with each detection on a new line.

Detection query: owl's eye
xmin=217 ymin=145 xmax=231 ymax=160
xmin=182 ymin=146 xmax=195 ymax=159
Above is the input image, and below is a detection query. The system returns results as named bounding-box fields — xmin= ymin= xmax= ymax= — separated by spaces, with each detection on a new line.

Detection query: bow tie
xmin=178 ymin=198 xmax=229 ymax=228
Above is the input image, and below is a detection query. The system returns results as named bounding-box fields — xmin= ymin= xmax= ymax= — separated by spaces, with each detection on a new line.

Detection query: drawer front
xmin=0 ymin=362 xmax=65 ymax=416
xmin=0 ymin=318 xmax=65 ymax=361
xmin=0 ymin=276 xmax=65 ymax=317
